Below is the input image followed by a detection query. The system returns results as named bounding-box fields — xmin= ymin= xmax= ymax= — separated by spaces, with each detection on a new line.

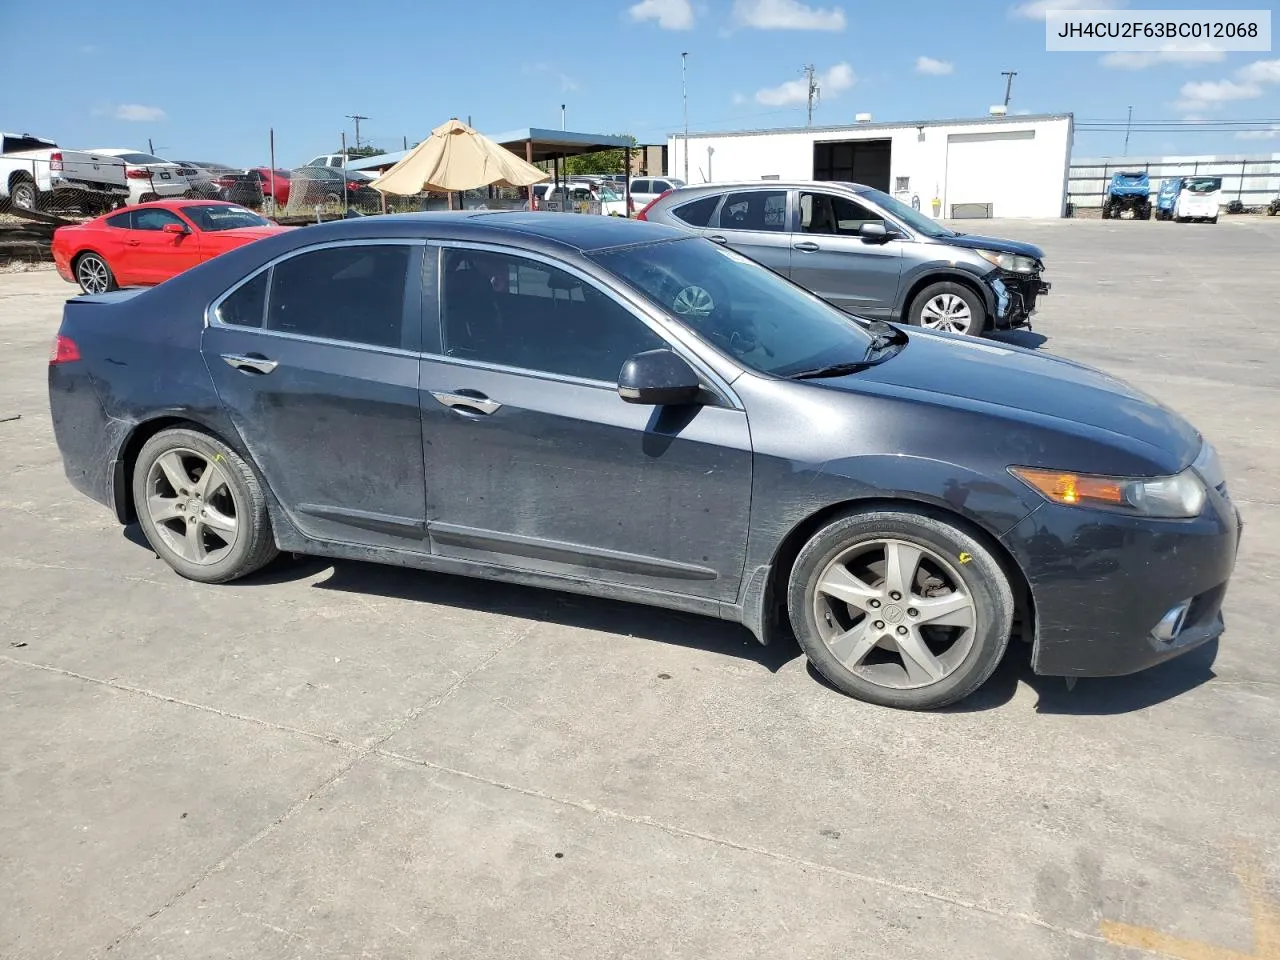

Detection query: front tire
xmin=908 ymin=281 xmax=986 ymax=336
xmin=73 ymin=252 xmax=118 ymax=294
xmin=787 ymin=508 xmax=1015 ymax=710
xmin=132 ymin=428 xmax=278 ymax=584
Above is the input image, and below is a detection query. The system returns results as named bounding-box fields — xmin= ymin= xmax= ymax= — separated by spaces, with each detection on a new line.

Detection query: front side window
xmin=132 ymin=209 xmax=186 ymax=231
xmin=716 ymin=190 xmax=787 ymax=232
xmin=591 ymin=237 xmax=873 ymax=379
xmin=264 ymin=244 xmax=411 ymax=348
xmin=440 ymin=248 xmax=665 ymax=383
xmin=632 ymin=179 xmax=651 ymax=194
xmin=800 ymin=192 xmax=886 ymax=236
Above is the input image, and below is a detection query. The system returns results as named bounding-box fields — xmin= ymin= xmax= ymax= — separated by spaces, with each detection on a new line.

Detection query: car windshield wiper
xmin=788 ymin=322 xmax=907 ymax=380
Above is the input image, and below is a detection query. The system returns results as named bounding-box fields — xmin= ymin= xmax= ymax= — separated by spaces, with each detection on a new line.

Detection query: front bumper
xmin=992 ymin=270 xmax=1048 ymax=328
xmin=1001 ymin=483 xmax=1241 ymax=677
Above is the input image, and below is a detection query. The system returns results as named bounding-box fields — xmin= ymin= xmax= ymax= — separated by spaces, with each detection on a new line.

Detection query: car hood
xmin=830 ymin=328 xmax=1201 ymax=471
xmin=208 ymin=226 xmax=292 ymax=241
xmin=939 ymin=233 xmax=1044 ymax=261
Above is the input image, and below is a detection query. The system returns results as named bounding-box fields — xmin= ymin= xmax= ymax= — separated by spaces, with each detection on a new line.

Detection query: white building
xmin=668 ymin=113 xmax=1074 ymax=219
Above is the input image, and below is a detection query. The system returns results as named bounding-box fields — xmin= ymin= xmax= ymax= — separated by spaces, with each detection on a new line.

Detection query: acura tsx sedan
xmin=47 ymin=213 xmax=1241 ymax=709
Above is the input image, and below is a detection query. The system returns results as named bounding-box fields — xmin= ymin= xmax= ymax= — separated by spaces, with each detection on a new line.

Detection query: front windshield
xmin=856 ymin=186 xmax=954 ymax=238
xmin=590 ymin=237 xmax=874 ymax=378
xmin=181 ymin=205 xmax=270 ymax=231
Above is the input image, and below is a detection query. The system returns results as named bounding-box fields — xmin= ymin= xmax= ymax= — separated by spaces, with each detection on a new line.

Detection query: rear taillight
xmin=50 ymin=334 xmax=81 ymax=365
xmin=213 ymin=176 xmax=234 ymax=187
xmin=126 ymin=168 xmax=152 ymax=179
xmin=50 ymin=151 xmax=63 ymax=171
xmin=635 ymin=190 xmax=672 ymax=221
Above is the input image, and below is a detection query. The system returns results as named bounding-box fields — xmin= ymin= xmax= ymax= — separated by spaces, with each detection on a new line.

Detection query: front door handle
xmin=221 ymin=353 xmax=278 ymax=374
xmin=707 ymin=234 xmax=728 ymax=244
xmin=793 ymin=241 xmax=820 ymax=252
xmin=124 ymin=239 xmax=140 ymax=246
xmin=431 ymin=390 xmax=502 ymax=415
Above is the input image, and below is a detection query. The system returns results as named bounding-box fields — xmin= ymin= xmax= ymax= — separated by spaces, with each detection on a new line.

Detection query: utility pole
xmin=1123 ymin=105 xmax=1133 ymax=155
xmin=803 ymin=64 xmax=820 ymax=126
xmin=345 ymin=114 xmax=368 ymax=152
xmin=561 ymin=104 xmax=566 ymax=130
xmin=1001 ymin=71 xmax=1017 ymax=108
xmin=681 ymin=52 xmax=689 ymax=183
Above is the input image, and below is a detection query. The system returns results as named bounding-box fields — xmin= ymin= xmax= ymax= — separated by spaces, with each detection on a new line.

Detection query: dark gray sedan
xmin=47 ymin=213 xmax=1240 ymax=709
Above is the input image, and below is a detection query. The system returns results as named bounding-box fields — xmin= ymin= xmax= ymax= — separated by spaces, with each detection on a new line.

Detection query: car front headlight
xmin=1009 ymin=466 xmax=1206 ymax=519
xmin=975 ymin=249 xmax=1038 ymax=274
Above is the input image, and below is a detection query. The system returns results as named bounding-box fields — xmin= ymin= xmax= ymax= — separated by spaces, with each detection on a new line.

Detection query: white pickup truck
xmin=1 ymin=131 xmax=130 ymax=213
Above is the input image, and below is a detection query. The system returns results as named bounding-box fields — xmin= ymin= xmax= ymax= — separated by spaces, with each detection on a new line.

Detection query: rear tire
xmin=73 ymin=252 xmax=118 ymax=294
xmin=908 ymin=280 xmax=986 ymax=336
xmin=9 ymin=176 xmax=39 ymax=211
xmin=132 ymin=428 xmax=278 ymax=584
xmin=1101 ymin=201 xmax=1112 ymax=219
xmin=787 ymin=507 xmax=1015 ymax=710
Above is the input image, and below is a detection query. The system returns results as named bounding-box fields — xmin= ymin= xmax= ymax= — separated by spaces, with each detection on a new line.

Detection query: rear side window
xmin=672 ymin=194 xmax=720 ymax=227
xmin=716 ymin=190 xmax=787 ymax=232
xmin=216 ymin=271 xmax=269 ymax=328
xmin=631 ymin=179 xmax=650 ymax=194
xmin=265 ymin=244 xmax=411 ymax=348
xmin=105 ymin=212 xmax=133 ymax=229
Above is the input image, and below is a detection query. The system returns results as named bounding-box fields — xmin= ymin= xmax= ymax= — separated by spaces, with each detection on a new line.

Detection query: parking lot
xmin=2 ymin=216 xmax=1278 ymax=960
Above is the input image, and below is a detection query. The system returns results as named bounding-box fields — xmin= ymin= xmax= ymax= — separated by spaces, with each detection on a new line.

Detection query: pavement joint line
xmin=370 ymin=747 xmax=1120 ymax=954
xmin=84 ymin=619 xmax=538 ymax=957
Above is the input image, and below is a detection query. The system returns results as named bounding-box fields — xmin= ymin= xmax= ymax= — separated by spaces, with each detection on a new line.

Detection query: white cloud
xmin=1235 ymin=125 xmax=1280 ymax=140
xmin=523 ymin=62 xmax=578 ymax=92
xmin=1237 ymin=59 xmax=1280 ymax=84
xmin=732 ymin=0 xmax=845 ymax=31
xmin=915 ymin=56 xmax=953 ymax=76
xmin=1101 ymin=47 xmax=1225 ymax=70
xmin=1174 ymin=58 xmax=1280 ymax=111
xmin=755 ymin=62 xmax=854 ymax=106
xmin=1010 ymin=0 xmax=1122 ymax=20
xmin=627 ymin=0 xmax=694 ymax=30
xmin=114 ymin=104 xmax=166 ymax=122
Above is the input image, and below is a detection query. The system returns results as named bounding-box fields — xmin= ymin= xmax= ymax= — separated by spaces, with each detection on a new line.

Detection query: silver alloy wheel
xmin=672 ymin=284 xmax=715 ymax=318
xmin=76 ymin=255 xmax=110 ymax=294
xmin=812 ymin=538 xmax=977 ymax=690
xmin=145 ymin=447 xmax=240 ymax=565
xmin=919 ymin=293 xmax=974 ymax=334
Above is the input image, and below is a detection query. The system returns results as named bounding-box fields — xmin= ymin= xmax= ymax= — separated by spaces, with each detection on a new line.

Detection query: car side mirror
xmin=163 ymin=222 xmax=188 ymax=235
xmin=858 ymin=222 xmax=890 ymax=242
xmin=617 ymin=349 xmax=703 ymax=406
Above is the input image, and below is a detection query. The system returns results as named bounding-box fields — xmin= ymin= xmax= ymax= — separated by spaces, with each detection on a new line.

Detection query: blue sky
xmin=4 ymin=0 xmax=1277 ymax=166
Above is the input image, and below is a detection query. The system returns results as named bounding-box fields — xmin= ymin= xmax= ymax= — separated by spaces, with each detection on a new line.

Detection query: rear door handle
xmin=221 ymin=353 xmax=278 ymax=374
xmin=431 ymin=390 xmax=502 ymax=415
xmin=793 ymin=241 xmax=820 ymax=252
xmin=707 ymin=234 xmax=728 ymax=244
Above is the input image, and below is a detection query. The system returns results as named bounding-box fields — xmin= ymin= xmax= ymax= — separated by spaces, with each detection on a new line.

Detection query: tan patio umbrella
xmin=370 ymin=118 xmax=549 ymax=196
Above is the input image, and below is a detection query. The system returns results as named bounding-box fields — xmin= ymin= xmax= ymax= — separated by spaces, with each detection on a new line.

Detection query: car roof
xmin=274 ymin=211 xmax=687 ymax=253
xmin=662 ymin=179 xmax=873 ymax=192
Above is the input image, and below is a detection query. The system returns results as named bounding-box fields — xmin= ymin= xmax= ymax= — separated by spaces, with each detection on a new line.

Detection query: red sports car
xmin=52 ymin=200 xmax=289 ymax=294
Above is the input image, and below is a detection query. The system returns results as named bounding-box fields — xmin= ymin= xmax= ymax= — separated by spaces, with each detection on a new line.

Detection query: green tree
xmin=562 ymin=134 xmax=637 ymax=176
xmin=342 ymin=145 xmax=386 ymax=159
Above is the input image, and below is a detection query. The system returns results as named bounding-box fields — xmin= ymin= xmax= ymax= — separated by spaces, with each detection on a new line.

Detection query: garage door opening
xmin=814 ymin=139 xmax=891 ymax=191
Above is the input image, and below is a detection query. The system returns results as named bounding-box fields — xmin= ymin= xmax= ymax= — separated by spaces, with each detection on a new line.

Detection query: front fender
xmin=895 ymin=260 xmax=998 ymax=318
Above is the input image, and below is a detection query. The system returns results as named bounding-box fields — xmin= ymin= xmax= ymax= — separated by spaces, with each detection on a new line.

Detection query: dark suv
xmin=639 ymin=181 xmax=1049 ymax=336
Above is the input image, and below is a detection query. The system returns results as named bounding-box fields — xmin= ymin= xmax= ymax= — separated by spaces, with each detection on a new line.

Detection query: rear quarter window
xmin=105 ymin=212 xmax=133 ymax=229
xmin=672 ymin=194 xmax=720 ymax=227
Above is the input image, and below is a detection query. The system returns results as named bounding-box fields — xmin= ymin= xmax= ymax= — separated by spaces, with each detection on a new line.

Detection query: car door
xmin=706 ymin=188 xmax=792 ymax=276
xmin=93 ymin=210 xmax=141 ymax=284
xmin=788 ymin=190 xmax=905 ymax=318
xmin=418 ymin=243 xmax=753 ymax=603
xmin=201 ymin=239 xmax=429 ymax=549
xmin=126 ymin=207 xmax=203 ymax=282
